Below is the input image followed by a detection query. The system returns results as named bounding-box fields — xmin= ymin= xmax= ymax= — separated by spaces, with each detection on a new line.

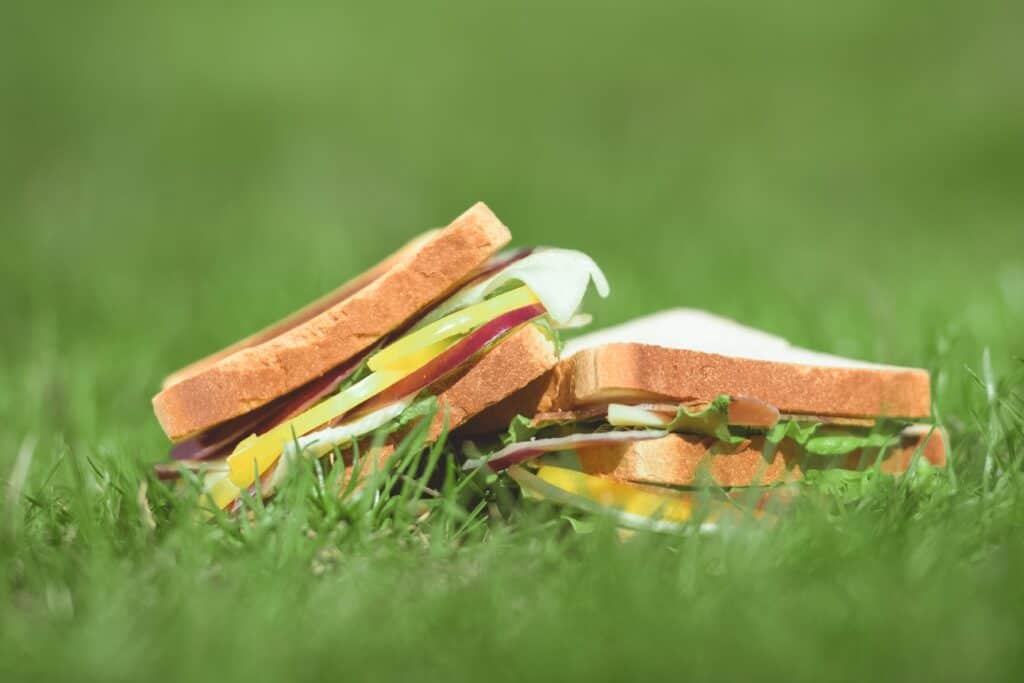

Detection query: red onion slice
xmin=169 ymin=349 xmax=367 ymax=461
xmin=352 ymin=303 xmax=547 ymax=418
xmin=465 ymin=429 xmax=669 ymax=472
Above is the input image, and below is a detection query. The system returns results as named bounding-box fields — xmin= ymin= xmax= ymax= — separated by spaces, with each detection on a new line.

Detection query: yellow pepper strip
xmin=367 ymin=286 xmax=539 ymax=371
xmin=223 ymin=289 xmax=539 ymax=496
xmin=375 ymin=337 xmax=458 ymax=375
xmin=225 ymin=368 xmax=406 ymax=490
xmin=201 ymin=472 xmax=241 ymax=511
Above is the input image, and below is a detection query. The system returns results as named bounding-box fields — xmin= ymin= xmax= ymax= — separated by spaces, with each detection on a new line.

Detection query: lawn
xmin=2 ymin=2 xmax=1023 ymax=681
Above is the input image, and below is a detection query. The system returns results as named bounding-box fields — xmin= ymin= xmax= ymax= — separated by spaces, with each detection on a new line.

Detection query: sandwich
xmin=463 ymin=309 xmax=947 ymax=529
xmin=151 ymin=202 xmax=608 ymax=511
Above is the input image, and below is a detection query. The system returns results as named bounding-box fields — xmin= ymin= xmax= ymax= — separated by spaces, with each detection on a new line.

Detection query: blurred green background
xmin=4 ymin=2 xmax=1022 ymax=387
xmin=2 ymin=1 xmax=1023 ymax=680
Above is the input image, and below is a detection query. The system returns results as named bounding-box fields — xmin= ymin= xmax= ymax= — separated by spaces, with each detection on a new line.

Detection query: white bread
xmin=153 ymin=202 xmax=510 ymax=440
xmin=563 ymin=309 xmax=914 ymax=369
xmin=427 ymin=325 xmax=559 ymax=437
xmin=469 ymin=309 xmax=932 ymax=424
xmin=575 ymin=425 xmax=946 ymax=487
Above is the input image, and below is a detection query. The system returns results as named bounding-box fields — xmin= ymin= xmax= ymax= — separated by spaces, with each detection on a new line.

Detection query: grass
xmin=2 ymin=1 xmax=1024 ymax=680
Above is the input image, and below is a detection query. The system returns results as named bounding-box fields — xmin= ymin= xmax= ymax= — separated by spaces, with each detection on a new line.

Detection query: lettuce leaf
xmin=494 ymin=394 xmax=908 ymax=460
xmin=502 ymin=396 xmax=745 ymax=448
xmin=765 ymin=420 xmax=821 ymax=445
xmin=664 ymin=396 xmax=745 ymax=445
xmin=767 ymin=419 xmax=905 ymax=456
xmin=530 ymin=316 xmax=565 ymax=356
xmin=502 ymin=414 xmax=539 ymax=446
xmin=389 ymin=396 xmax=440 ymax=433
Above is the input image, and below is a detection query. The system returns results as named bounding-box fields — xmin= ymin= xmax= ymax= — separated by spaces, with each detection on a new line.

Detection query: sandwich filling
xmin=157 ymin=248 xmax=609 ymax=510
xmin=464 ymin=397 xmax=938 ymax=530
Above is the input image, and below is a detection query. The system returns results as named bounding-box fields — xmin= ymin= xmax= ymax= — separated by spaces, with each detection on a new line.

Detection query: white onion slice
xmin=606 ymin=404 xmax=674 ymax=428
xmin=417 ymin=248 xmax=610 ymax=326
xmin=283 ymin=400 xmax=411 ymax=461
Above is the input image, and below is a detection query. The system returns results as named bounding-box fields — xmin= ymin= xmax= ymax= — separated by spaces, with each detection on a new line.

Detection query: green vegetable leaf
xmin=805 ymin=432 xmax=899 ymax=456
xmin=767 ymin=419 xmax=906 ymax=456
xmin=502 ymin=414 xmax=539 ymax=446
xmin=531 ymin=316 xmax=565 ymax=355
xmin=664 ymin=395 xmax=745 ymax=444
xmin=389 ymin=396 xmax=439 ymax=433
xmin=328 ymin=344 xmax=381 ymax=398
xmin=766 ymin=420 xmax=822 ymax=445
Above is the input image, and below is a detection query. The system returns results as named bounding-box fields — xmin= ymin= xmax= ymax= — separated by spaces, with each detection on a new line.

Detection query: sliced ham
xmin=533 ymin=396 xmax=782 ymax=429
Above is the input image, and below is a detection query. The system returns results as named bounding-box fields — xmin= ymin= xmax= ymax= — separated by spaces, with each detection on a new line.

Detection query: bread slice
xmin=564 ymin=343 xmax=930 ymax=419
xmin=342 ymin=323 xmax=558 ymax=480
xmin=153 ymin=202 xmax=511 ymax=440
xmin=574 ymin=425 xmax=946 ymax=487
xmin=469 ymin=309 xmax=932 ymax=424
xmin=161 ymin=234 xmax=433 ymax=392
xmin=427 ymin=324 xmax=559 ymax=438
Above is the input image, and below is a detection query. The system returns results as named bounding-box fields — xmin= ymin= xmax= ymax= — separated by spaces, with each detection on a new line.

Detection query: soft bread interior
xmin=565 ymin=309 xmax=913 ymax=370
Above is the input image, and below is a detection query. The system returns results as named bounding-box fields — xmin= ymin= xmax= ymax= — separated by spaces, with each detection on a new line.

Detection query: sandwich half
xmin=152 ymin=202 xmax=608 ymax=511
xmin=464 ymin=309 xmax=946 ymax=528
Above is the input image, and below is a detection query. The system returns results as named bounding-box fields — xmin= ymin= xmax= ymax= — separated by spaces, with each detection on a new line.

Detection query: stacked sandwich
xmin=152 ymin=203 xmax=945 ymax=527
xmin=462 ymin=310 xmax=945 ymax=529
xmin=152 ymin=202 xmax=607 ymax=512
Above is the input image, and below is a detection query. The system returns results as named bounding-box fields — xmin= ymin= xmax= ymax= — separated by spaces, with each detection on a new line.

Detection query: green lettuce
xmin=663 ymin=396 xmax=746 ymax=445
xmin=502 ymin=396 xmax=745 ymax=447
xmin=531 ymin=316 xmax=565 ymax=356
xmin=385 ymin=396 xmax=439 ymax=435
xmin=766 ymin=420 xmax=905 ymax=456
xmin=496 ymin=394 xmax=910 ymax=460
xmin=502 ymin=414 xmax=539 ymax=446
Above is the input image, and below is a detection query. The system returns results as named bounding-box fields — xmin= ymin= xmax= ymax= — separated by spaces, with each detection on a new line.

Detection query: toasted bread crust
xmin=569 ymin=344 xmax=931 ymax=419
xmin=575 ymin=427 xmax=946 ymax=487
xmin=428 ymin=325 xmax=559 ymax=438
xmin=343 ymin=324 xmax=558 ymax=481
xmin=153 ymin=202 xmax=510 ymax=440
xmin=465 ymin=341 xmax=933 ymax=430
xmin=160 ymin=233 xmax=433 ymax=392
xmin=457 ymin=364 xmax=564 ymax=436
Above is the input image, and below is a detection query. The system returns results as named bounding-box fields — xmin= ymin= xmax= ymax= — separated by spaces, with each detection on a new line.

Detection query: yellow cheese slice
xmin=516 ymin=466 xmax=694 ymax=525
